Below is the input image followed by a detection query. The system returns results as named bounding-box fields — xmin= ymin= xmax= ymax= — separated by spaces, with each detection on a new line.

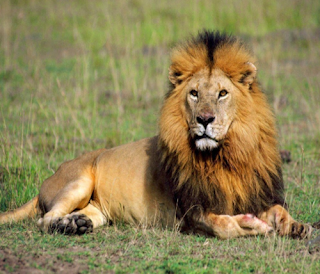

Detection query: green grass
xmin=1 ymin=0 xmax=320 ymax=273
xmin=1 ymin=222 xmax=320 ymax=273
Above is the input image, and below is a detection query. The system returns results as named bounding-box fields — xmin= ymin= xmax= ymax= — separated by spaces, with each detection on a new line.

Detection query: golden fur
xmin=0 ymin=31 xmax=312 ymax=239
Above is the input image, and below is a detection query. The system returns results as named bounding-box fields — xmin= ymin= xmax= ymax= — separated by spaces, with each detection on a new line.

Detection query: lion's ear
xmin=169 ymin=66 xmax=182 ymax=86
xmin=239 ymin=62 xmax=257 ymax=87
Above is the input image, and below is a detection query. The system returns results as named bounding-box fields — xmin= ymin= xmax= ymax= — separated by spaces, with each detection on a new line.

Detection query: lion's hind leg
xmin=37 ymin=176 xmax=97 ymax=234
xmin=259 ymin=205 xmax=312 ymax=239
xmin=45 ymin=203 xmax=107 ymax=235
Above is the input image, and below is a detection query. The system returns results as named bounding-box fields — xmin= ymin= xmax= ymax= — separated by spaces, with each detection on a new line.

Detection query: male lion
xmin=0 ymin=30 xmax=312 ymax=239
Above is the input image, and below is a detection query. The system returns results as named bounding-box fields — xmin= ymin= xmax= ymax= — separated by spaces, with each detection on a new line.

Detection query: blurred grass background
xmin=0 ymin=0 xmax=320 ymax=273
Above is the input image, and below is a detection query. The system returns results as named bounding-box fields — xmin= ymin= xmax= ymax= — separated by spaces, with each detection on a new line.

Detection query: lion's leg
xmin=71 ymin=203 xmax=107 ymax=228
xmin=258 ymin=204 xmax=312 ymax=239
xmin=37 ymin=176 xmax=94 ymax=233
xmin=42 ymin=203 xmax=107 ymax=235
xmin=195 ymin=213 xmax=273 ymax=239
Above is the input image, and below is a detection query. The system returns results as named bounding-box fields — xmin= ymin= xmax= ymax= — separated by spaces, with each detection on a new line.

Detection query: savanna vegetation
xmin=1 ymin=0 xmax=320 ymax=273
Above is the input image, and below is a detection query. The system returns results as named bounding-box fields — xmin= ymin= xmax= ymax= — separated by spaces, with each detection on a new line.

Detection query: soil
xmin=0 ymin=248 xmax=88 ymax=274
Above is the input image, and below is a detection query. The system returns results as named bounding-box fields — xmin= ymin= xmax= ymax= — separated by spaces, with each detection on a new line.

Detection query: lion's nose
xmin=196 ymin=114 xmax=215 ymax=128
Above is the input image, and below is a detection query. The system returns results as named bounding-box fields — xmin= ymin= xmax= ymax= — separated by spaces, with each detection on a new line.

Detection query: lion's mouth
xmin=195 ymin=133 xmax=215 ymax=141
xmin=194 ymin=134 xmax=219 ymax=150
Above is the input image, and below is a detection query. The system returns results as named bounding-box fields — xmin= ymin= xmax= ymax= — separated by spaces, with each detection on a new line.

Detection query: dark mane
xmin=193 ymin=30 xmax=237 ymax=66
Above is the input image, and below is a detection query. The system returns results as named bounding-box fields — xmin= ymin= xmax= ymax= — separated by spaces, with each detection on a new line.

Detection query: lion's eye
xmin=190 ymin=90 xmax=198 ymax=97
xmin=219 ymin=89 xmax=228 ymax=98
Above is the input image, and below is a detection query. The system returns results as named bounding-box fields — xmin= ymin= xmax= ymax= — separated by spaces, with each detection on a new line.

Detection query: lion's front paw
xmin=49 ymin=214 xmax=93 ymax=235
xmin=290 ymin=222 xmax=312 ymax=239
xmin=275 ymin=219 xmax=312 ymax=239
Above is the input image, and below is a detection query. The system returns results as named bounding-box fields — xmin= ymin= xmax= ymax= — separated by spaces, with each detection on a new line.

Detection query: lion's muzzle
xmin=196 ymin=113 xmax=215 ymax=129
xmin=192 ymin=113 xmax=222 ymax=151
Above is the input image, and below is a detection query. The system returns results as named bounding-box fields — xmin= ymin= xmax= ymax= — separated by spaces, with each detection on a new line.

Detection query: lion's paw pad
xmin=49 ymin=214 xmax=93 ymax=235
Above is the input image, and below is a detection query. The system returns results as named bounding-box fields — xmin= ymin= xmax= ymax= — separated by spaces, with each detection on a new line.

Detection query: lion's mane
xmin=158 ymin=31 xmax=284 ymax=223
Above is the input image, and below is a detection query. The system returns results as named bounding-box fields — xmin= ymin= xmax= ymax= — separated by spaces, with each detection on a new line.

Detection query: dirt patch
xmin=0 ymin=248 xmax=89 ymax=274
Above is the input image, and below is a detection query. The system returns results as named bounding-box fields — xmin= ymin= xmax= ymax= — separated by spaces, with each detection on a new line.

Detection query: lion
xmin=0 ymin=30 xmax=312 ymax=239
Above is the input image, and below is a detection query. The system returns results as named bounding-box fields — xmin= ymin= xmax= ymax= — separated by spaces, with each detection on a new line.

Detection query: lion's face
xmin=164 ymin=38 xmax=257 ymax=153
xmin=184 ymin=68 xmax=238 ymax=151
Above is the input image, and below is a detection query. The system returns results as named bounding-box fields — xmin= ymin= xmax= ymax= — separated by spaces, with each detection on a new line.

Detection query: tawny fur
xmin=0 ymin=30 xmax=312 ymax=239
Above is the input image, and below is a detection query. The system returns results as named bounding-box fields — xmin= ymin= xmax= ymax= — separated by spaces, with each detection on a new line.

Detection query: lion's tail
xmin=0 ymin=195 xmax=39 ymax=224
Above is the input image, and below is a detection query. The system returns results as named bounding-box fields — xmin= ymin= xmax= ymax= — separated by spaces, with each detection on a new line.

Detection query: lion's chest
xmin=173 ymin=168 xmax=272 ymax=217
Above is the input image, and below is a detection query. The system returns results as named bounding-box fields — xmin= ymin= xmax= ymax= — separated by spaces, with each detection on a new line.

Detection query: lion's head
xmin=162 ymin=31 xmax=259 ymax=152
xmin=180 ymin=66 xmax=257 ymax=151
xmin=158 ymin=30 xmax=284 ymax=217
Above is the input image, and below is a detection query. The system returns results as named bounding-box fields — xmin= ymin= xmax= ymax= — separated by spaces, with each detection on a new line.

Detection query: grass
xmin=1 ymin=222 xmax=319 ymax=273
xmin=1 ymin=0 xmax=320 ymax=273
